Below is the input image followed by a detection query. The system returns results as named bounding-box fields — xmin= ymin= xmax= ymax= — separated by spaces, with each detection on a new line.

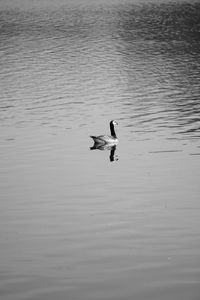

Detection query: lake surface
xmin=0 ymin=0 xmax=200 ymax=299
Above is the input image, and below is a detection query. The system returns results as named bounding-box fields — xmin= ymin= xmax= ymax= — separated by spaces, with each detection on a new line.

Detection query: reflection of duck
xmin=90 ymin=120 xmax=118 ymax=145
xmin=90 ymin=144 xmax=118 ymax=162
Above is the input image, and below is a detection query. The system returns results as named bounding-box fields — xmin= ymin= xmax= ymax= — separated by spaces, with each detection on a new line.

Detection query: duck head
xmin=110 ymin=120 xmax=118 ymax=126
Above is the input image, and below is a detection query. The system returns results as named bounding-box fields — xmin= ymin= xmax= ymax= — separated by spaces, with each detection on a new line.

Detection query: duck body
xmin=90 ymin=120 xmax=118 ymax=145
xmin=90 ymin=135 xmax=118 ymax=144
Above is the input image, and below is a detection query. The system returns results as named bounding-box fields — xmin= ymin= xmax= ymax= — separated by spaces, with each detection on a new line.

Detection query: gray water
xmin=0 ymin=0 xmax=200 ymax=299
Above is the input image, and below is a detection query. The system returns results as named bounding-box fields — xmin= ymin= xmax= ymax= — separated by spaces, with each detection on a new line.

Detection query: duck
xmin=90 ymin=120 xmax=118 ymax=145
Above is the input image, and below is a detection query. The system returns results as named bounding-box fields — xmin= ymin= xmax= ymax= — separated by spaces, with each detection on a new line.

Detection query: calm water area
xmin=0 ymin=0 xmax=200 ymax=299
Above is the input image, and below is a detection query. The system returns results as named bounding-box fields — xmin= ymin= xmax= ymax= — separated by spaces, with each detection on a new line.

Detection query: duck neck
xmin=110 ymin=122 xmax=117 ymax=138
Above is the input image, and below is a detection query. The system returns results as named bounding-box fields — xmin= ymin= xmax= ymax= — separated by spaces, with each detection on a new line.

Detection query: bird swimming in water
xmin=90 ymin=120 xmax=118 ymax=145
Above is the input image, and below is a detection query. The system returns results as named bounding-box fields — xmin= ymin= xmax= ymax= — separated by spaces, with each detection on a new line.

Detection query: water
xmin=0 ymin=0 xmax=200 ymax=299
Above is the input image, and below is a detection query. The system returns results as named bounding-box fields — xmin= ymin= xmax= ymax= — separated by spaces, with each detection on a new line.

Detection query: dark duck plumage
xmin=90 ymin=120 xmax=118 ymax=145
